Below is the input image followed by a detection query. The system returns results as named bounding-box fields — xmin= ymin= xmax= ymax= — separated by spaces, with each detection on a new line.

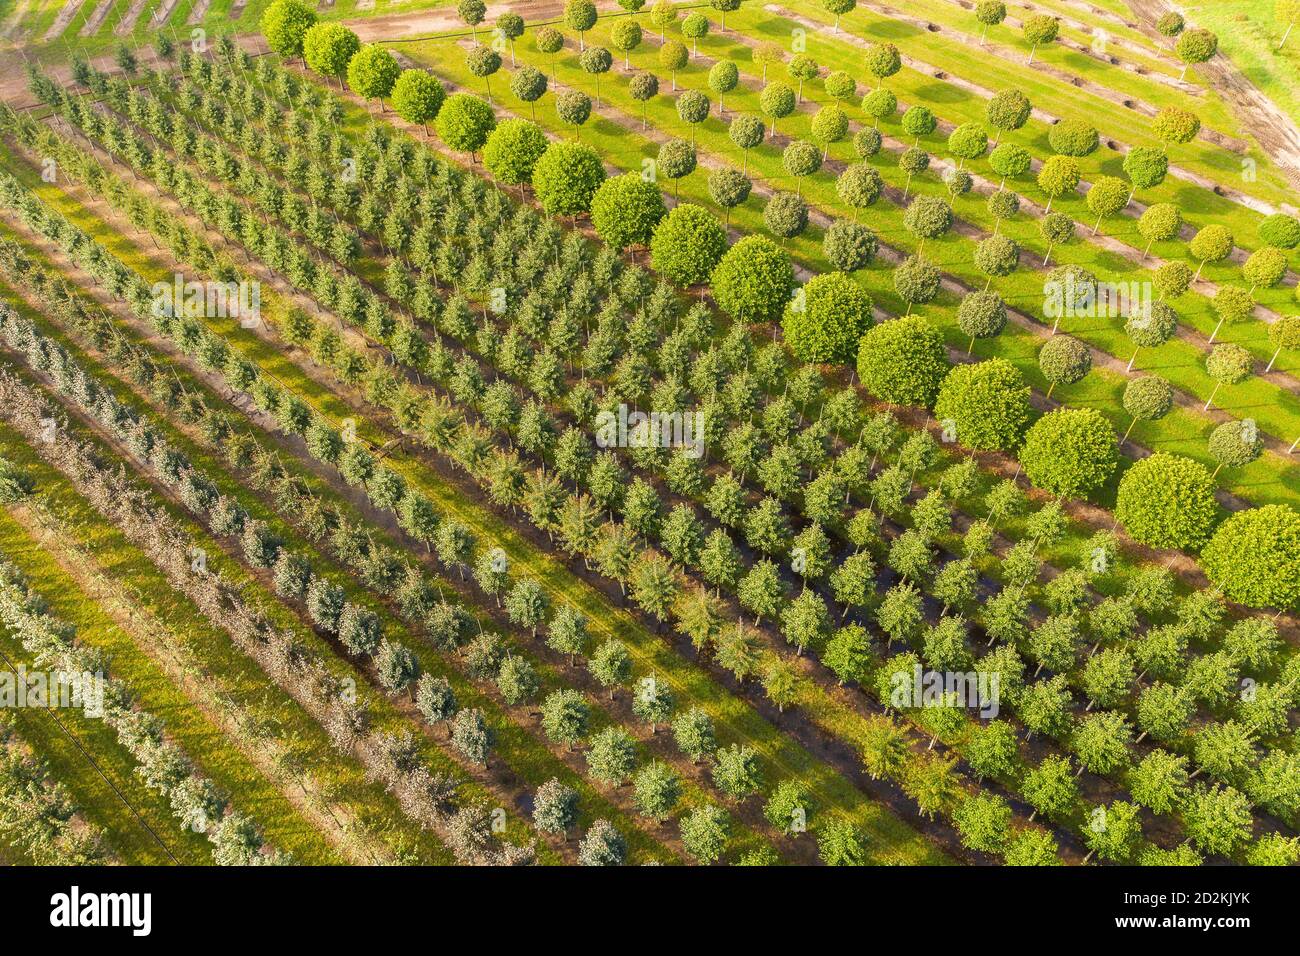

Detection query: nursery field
xmin=0 ymin=0 xmax=1297 ymax=870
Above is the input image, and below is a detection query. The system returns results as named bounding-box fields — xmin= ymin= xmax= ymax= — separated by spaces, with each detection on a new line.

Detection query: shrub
xmin=782 ymin=272 xmax=874 ymax=364
xmin=856 ymin=316 xmax=950 ymax=407
xmin=1200 ymin=506 xmax=1300 ymax=611
xmin=711 ymin=235 xmax=795 ymax=321
xmin=1116 ymin=453 xmax=1220 ymax=551
xmin=1020 ymin=408 xmax=1118 ymax=500
xmin=531 ymin=141 xmax=606 ymax=216
xmin=933 ymin=358 xmax=1031 ymax=451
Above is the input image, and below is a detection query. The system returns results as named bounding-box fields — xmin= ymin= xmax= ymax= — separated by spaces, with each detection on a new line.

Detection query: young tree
xmin=836 ymin=163 xmax=884 ymax=220
xmin=392 ymin=69 xmax=446 ymax=134
xmin=658 ymin=38 xmax=689 ymax=89
xmin=1190 ymin=224 xmax=1234 ymax=281
xmin=1207 ymin=419 xmax=1264 ymax=480
xmin=856 ymin=315 xmax=949 ymax=407
xmin=863 ymin=41 xmax=901 ymax=87
xmin=1175 ymin=28 xmax=1218 ymax=80
xmin=1116 ymin=453 xmax=1219 ymax=551
xmin=782 ymin=272 xmax=873 ymax=364
xmin=532 ymin=141 xmax=606 ymax=216
xmin=679 ymin=804 xmax=730 ymax=863
xmin=1123 ymin=301 xmax=1177 ymax=372
xmin=535 ymin=26 xmax=566 ymax=79
xmin=650 ymin=203 xmax=728 ymax=287
xmin=710 ymin=235 xmax=795 ymax=322
xmin=1120 ymin=375 xmax=1174 ymax=440
xmin=302 ymin=22 xmax=360 ymax=87
xmin=760 ymin=81 xmax=796 ymax=134
xmin=823 ymin=219 xmax=878 ymax=273
xmin=986 ymin=90 xmax=1031 ymax=146
xmin=933 ymin=358 xmax=1031 ymax=451
xmin=708 ymin=167 xmax=751 ymax=225
xmin=533 ymin=778 xmax=580 ymax=837
xmin=458 ymin=0 xmax=486 ymax=37
xmin=682 ymin=11 xmax=711 ymax=56
xmin=565 ymin=0 xmax=598 ymax=50
xmin=1266 ymin=315 xmax=1300 ymax=372
xmin=1036 ymin=155 xmax=1080 ymax=213
xmin=260 ymin=0 xmax=318 ymax=62
xmin=1203 ymin=343 xmax=1252 ymax=411
xmin=1084 ymin=175 xmax=1129 ymax=235
xmin=435 ymin=92 xmax=497 ymax=159
xmin=1020 ymin=407 xmax=1118 ymax=500
xmin=1200 ymin=505 xmax=1300 ymax=611
xmin=629 ymin=71 xmax=659 ymax=128
xmin=580 ymin=45 xmax=613 ymax=104
xmin=578 ymin=819 xmax=627 ymax=864
xmin=1022 ymin=13 xmax=1059 ymax=63
xmin=1039 ymin=212 xmax=1075 ymax=267
xmin=1037 ymin=334 xmax=1092 ymax=399
xmin=590 ymin=172 xmax=667 ymax=251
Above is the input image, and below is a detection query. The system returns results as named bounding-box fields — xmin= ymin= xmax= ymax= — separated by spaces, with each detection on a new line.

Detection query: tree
xmin=675 ymin=10 xmax=707 ymax=57
xmin=458 ymin=0 xmax=486 ymax=37
xmin=901 ymin=105 xmax=936 ymax=145
xmin=1120 ymin=375 xmax=1173 ymax=440
xmin=1153 ymin=106 xmax=1201 ymax=150
xmin=555 ymin=88 xmax=593 ymax=136
xmin=856 ymin=316 xmax=949 ymax=407
xmin=1190 ymin=224 xmax=1235 ymax=281
xmin=1259 ymin=212 xmax=1300 ymax=249
xmin=836 ymin=163 xmax=884 ymax=221
xmin=579 ymin=46 xmax=613 ymax=104
xmin=1123 ymin=301 xmax=1177 ymax=371
xmin=825 ymin=0 xmax=856 ymax=30
xmin=532 ymin=141 xmax=606 ymax=217
xmin=605 ymin=19 xmax=641 ymax=70
xmin=1004 ymin=829 xmax=1059 ymax=865
xmin=260 ymin=0 xmax=317 ymax=62
xmin=588 ymin=639 xmax=633 ymax=698
xmin=947 ymin=122 xmax=988 ymax=170
xmin=1175 ymin=28 xmax=1218 ymax=80
xmin=1183 ymin=783 xmax=1251 ymax=856
xmin=540 ymin=689 xmax=590 ymax=749
xmin=861 ymin=88 xmax=897 ymax=128
xmin=1203 ymin=343 xmax=1252 ymax=411
xmin=347 ymin=43 xmax=400 ymax=109
xmin=586 ymin=726 xmax=637 ymax=784
xmin=628 ymin=72 xmax=659 ymax=129
xmin=1266 ymin=315 xmax=1300 ymax=371
xmin=392 ymin=69 xmax=446 ymax=134
xmin=1039 ymin=212 xmax=1075 ymax=267
xmin=435 ymin=92 xmax=496 ymax=159
xmin=1201 ymin=505 xmax=1300 ymax=611
xmin=986 ymin=91 xmax=1030 ymax=146
xmin=1082 ymin=800 xmax=1141 ymax=863
xmin=711 ymin=235 xmax=794 ymax=322
xmin=780 ymin=141 xmax=822 ymax=199
xmin=1135 ymin=202 xmax=1181 ymax=260
xmin=588 ymin=173 xmax=666 ymax=253
xmin=973 ymin=235 xmax=1019 ymax=288
xmin=1279 ymin=0 xmax=1300 ymax=48
xmin=712 ymin=744 xmax=762 ymax=800
xmin=934 ymin=358 xmax=1031 ymax=451
xmin=782 ymin=272 xmax=873 ymax=365
xmin=728 ymin=113 xmax=765 ymax=172
xmin=818 ymin=818 xmax=867 ymax=864
xmin=708 ymin=60 xmax=739 ymax=113
xmin=903 ymin=195 xmax=953 ymax=255
xmin=535 ymin=26 xmax=566 ymax=79
xmin=658 ymin=39 xmax=689 ymax=90
xmin=302 ymin=22 xmax=360 ymax=87
xmin=1021 ymin=407 xmax=1118 ymax=500
xmin=578 ymin=819 xmax=626 ymax=864
xmin=1048 ymin=119 xmax=1098 ymax=157
xmin=483 ymin=118 xmax=549 ymax=185
xmin=954 ymin=793 xmax=1012 ymax=854
xmin=760 ymin=81 xmax=796 ymax=134
xmin=649 ymin=0 xmax=679 ymax=38
xmin=1208 ymin=286 xmax=1254 ymax=344
xmin=1243 ymin=247 xmax=1288 ymax=296
xmin=707 ymin=167 xmax=751 ymax=225
xmin=633 ymin=761 xmax=681 ymax=821
xmin=712 ymin=0 xmax=742 ymax=30
xmin=565 ymin=0 xmax=598 ymax=50
xmin=1022 ymin=13 xmax=1059 ymax=63
xmin=824 ymin=219 xmax=877 ymax=273
xmin=1084 ymin=175 xmax=1128 ymax=235
xmin=811 ymin=104 xmax=849 ymax=160
xmin=533 ymin=778 xmax=579 ymax=836
xmin=1123 ymin=146 xmax=1168 ymax=203
xmin=451 ymin=708 xmax=494 ymax=765
xmin=956 ymin=290 xmax=1007 ymax=355
xmin=1036 ymin=155 xmax=1080 ymax=213
xmin=1116 ymin=453 xmax=1219 ymax=551
xmin=679 ymin=804 xmax=730 ymax=863
xmin=650 ymin=203 xmax=727 ymax=287
xmin=893 ymin=255 xmax=941 ymax=313
xmin=863 ymin=41 xmax=901 ymax=87
xmin=1207 ymin=419 xmax=1263 ymax=479
xmin=1037 ymin=334 xmax=1091 ymax=399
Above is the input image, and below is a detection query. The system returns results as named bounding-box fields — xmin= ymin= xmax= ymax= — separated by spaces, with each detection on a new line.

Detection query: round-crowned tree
xmin=825 ymin=0 xmax=857 ymax=31
xmin=947 ymin=122 xmax=989 ymax=169
xmin=1116 ymin=453 xmax=1220 ymax=551
xmin=611 ymin=19 xmax=643 ymax=68
xmin=658 ymin=137 xmax=697 ymax=197
xmin=711 ymin=236 xmax=795 ymax=322
xmin=1124 ymin=301 xmax=1177 ymax=371
xmin=565 ymin=0 xmax=598 ymax=50
xmin=302 ymin=22 xmax=360 ymax=86
xmin=864 ymin=42 xmax=902 ymax=86
xmin=708 ymin=167 xmax=751 ymax=224
xmin=1120 ymin=375 xmax=1174 ymax=440
xmin=1266 ymin=315 xmax=1300 ymax=371
xmin=894 ymin=255 xmax=941 ymax=313
xmin=556 ymin=88 xmax=593 ymax=134
xmin=650 ymin=203 xmax=728 ymax=288
xmin=1204 ymin=343 xmax=1252 ymax=411
xmin=458 ymin=0 xmax=486 ymax=36
xmin=787 ymin=53 xmax=820 ymax=101
xmin=760 ymin=81 xmax=797 ymax=134
xmin=659 ymin=39 xmax=689 ymax=89
xmin=1123 ymin=147 xmax=1168 ymax=200
xmin=483 ymin=118 xmax=550 ymax=185
xmin=1175 ymin=28 xmax=1217 ymax=80
xmin=510 ymin=66 xmax=548 ymax=121
xmin=1038 ymin=334 xmax=1092 ymax=398
xmin=837 ymin=163 xmax=883 ymax=220
xmin=811 ymin=105 xmax=850 ymax=159
xmin=709 ymin=60 xmax=739 ymax=113
xmin=1200 ymin=506 xmax=1300 ymax=611
xmin=901 ymin=105 xmax=937 ymax=144
xmin=532 ymin=141 xmax=606 ymax=217
xmin=729 ymin=113 xmax=765 ymax=171
xmin=1037 ymin=155 xmax=1080 ymax=213
xmin=976 ymin=1 xmax=1007 ymax=42
xmin=957 ymin=290 xmax=1007 ymax=352
xmin=825 ymin=70 xmax=857 ymax=102
xmin=580 ymin=46 xmax=614 ymax=104
xmin=782 ymin=139 xmax=823 ymax=196
xmin=682 ymin=11 xmax=711 ymax=56
xmin=260 ymin=0 xmax=317 ymax=61
xmin=986 ymin=189 xmax=1020 ymax=234
xmin=590 ymin=172 xmax=667 ymax=251
xmin=1156 ymin=10 xmax=1184 ymax=35
xmin=853 ymin=127 xmax=883 ymax=159
xmin=1137 ymin=202 xmax=1182 ymax=259
xmin=856 ymin=316 xmax=950 ymax=407
xmin=861 ymin=88 xmax=897 ymax=127
xmin=464 ymin=44 xmax=502 ymax=102
xmin=676 ymin=88 xmax=710 ymax=137
xmin=764 ymin=191 xmax=809 ymax=242
xmin=1154 ymin=261 xmax=1194 ymax=300
xmin=1190 ymin=224 xmax=1234 ymax=281
xmin=497 ymin=13 xmax=525 ymax=65
xmin=986 ymin=90 xmax=1031 ymax=145
xmin=903 ymin=195 xmax=953 ymax=254
xmin=1048 ymin=119 xmax=1099 ymax=157
xmin=782 ymin=272 xmax=874 ymax=364
xmin=974 ymin=235 xmax=1019 ymax=287
xmin=824 ymin=219 xmax=878 ymax=273
xmin=392 ymin=69 xmax=446 ymax=133
xmin=629 ymin=72 xmax=659 ymax=129
xmin=1259 ymin=213 xmax=1300 ymax=249
xmin=1023 ymin=13 xmax=1059 ymax=63
xmin=1207 ymin=419 xmax=1263 ymax=479
xmin=1209 ymin=286 xmax=1255 ymax=343
xmin=1020 ymin=407 xmax=1118 ymax=500
xmin=1243 ymin=247 xmax=1288 ymax=295
xmin=1152 ymin=106 xmax=1201 ymax=149
xmin=934 ymin=358 xmax=1032 ymax=451
xmin=1085 ymin=176 xmax=1129 ymax=235
xmin=1039 ymin=211 xmax=1075 ymax=266
xmin=435 ymin=92 xmax=497 ymax=159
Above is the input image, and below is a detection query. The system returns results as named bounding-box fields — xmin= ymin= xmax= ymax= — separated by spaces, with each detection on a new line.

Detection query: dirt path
xmin=43 ymin=0 xmax=85 ymax=40
xmin=1 ymin=0 xmax=33 ymax=41
xmin=115 ymin=0 xmax=150 ymax=34
xmin=186 ymin=0 xmax=210 ymax=25
xmin=78 ymin=0 xmax=114 ymax=36
xmin=1123 ymin=0 xmax=1300 ymax=192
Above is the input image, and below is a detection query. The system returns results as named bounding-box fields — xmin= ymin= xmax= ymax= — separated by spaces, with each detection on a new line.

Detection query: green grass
xmin=1191 ymin=0 xmax=1300 ymax=127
